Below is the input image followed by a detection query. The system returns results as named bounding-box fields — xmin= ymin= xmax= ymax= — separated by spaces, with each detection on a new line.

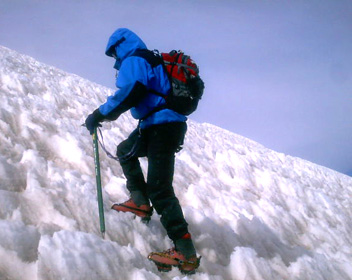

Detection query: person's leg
xmin=146 ymin=123 xmax=200 ymax=274
xmin=145 ymin=123 xmax=188 ymax=238
xmin=112 ymin=128 xmax=153 ymax=220
xmin=115 ymin=128 xmax=148 ymax=206
xmin=145 ymin=123 xmax=196 ymax=252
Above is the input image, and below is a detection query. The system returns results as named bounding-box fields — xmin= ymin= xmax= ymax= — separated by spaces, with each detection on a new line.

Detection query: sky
xmin=0 ymin=0 xmax=351 ymax=176
xmin=1 ymin=45 xmax=351 ymax=279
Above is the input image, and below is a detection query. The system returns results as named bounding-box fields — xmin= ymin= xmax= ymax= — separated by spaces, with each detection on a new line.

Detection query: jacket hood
xmin=105 ymin=28 xmax=147 ymax=69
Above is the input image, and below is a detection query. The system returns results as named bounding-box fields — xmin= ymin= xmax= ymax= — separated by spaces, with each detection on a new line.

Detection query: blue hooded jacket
xmin=99 ymin=28 xmax=187 ymax=129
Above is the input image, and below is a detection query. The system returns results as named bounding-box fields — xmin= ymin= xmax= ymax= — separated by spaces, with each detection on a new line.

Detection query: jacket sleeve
xmin=98 ymin=57 xmax=150 ymax=120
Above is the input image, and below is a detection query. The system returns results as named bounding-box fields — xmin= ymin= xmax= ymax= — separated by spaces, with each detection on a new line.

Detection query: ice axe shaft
xmin=92 ymin=127 xmax=106 ymax=238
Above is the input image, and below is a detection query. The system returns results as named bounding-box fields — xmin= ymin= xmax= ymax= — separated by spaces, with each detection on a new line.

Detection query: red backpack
xmin=133 ymin=49 xmax=205 ymax=116
xmin=160 ymin=50 xmax=204 ymax=115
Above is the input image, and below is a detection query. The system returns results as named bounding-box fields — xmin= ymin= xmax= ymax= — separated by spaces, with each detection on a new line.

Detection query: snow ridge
xmin=1 ymin=45 xmax=351 ymax=280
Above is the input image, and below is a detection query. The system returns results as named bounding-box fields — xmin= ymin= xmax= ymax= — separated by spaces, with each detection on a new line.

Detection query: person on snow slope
xmin=85 ymin=28 xmax=200 ymax=274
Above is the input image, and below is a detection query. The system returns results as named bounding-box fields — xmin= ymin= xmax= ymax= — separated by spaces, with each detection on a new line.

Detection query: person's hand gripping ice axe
xmin=85 ymin=109 xmax=104 ymax=135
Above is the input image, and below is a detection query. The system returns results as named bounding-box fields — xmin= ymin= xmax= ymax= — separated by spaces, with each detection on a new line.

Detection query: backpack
xmin=160 ymin=50 xmax=204 ymax=115
xmin=133 ymin=49 xmax=205 ymax=116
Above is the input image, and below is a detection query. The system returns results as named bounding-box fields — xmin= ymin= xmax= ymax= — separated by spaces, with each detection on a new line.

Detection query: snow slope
xmin=0 ymin=45 xmax=351 ymax=280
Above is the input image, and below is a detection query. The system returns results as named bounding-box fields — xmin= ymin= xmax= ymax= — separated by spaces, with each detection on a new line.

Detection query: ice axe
xmin=92 ymin=127 xmax=106 ymax=238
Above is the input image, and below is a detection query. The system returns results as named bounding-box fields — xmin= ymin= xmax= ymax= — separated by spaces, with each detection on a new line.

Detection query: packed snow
xmin=0 ymin=45 xmax=351 ymax=280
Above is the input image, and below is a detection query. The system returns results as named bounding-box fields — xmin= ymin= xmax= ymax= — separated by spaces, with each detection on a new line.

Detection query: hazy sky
xmin=1 ymin=0 xmax=351 ymax=176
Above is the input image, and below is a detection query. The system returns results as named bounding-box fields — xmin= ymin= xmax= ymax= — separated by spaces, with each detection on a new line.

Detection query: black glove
xmin=85 ymin=109 xmax=104 ymax=134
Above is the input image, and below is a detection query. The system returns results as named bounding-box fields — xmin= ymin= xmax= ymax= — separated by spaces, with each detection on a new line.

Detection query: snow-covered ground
xmin=0 ymin=45 xmax=351 ymax=280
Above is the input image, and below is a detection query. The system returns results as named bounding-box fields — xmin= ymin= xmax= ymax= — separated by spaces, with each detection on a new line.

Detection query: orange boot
xmin=111 ymin=198 xmax=153 ymax=222
xmin=148 ymin=247 xmax=201 ymax=274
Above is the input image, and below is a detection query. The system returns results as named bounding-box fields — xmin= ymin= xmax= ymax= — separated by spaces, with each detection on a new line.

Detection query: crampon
xmin=111 ymin=198 xmax=153 ymax=223
xmin=148 ymin=247 xmax=201 ymax=275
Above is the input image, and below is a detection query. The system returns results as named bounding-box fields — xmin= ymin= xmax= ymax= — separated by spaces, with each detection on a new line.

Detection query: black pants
xmin=116 ymin=122 xmax=189 ymax=241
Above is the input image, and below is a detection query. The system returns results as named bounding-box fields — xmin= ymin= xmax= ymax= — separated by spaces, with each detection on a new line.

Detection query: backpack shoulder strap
xmin=131 ymin=49 xmax=170 ymax=121
xmin=131 ymin=49 xmax=163 ymax=68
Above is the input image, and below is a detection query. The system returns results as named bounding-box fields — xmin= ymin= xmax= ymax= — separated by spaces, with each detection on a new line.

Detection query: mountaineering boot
xmin=111 ymin=198 xmax=153 ymax=222
xmin=148 ymin=248 xmax=201 ymax=274
xmin=148 ymin=233 xmax=201 ymax=274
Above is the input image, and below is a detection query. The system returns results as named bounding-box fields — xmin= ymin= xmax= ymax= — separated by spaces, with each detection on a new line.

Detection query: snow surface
xmin=0 ymin=45 xmax=352 ymax=280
